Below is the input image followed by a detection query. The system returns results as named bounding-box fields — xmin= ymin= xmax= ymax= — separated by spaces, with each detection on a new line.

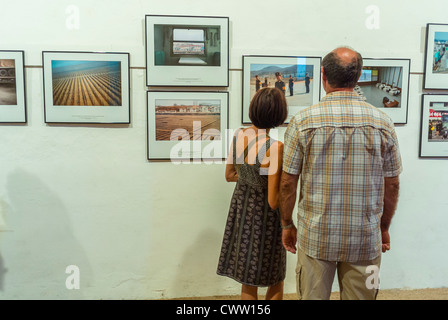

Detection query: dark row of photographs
xmin=0 ymin=16 xmax=448 ymax=158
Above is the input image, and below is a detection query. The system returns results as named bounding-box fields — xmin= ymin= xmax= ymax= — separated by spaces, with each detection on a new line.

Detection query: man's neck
xmin=325 ymin=87 xmax=354 ymax=94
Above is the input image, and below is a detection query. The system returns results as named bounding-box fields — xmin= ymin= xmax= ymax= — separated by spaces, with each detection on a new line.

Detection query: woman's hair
xmin=248 ymin=87 xmax=288 ymax=129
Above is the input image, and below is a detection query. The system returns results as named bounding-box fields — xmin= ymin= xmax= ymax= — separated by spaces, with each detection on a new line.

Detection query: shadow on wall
xmin=0 ymin=169 xmax=92 ymax=299
xmin=0 ymin=198 xmax=9 ymax=291
xmin=0 ymin=255 xmax=6 ymax=291
xmin=170 ymin=229 xmax=231 ymax=299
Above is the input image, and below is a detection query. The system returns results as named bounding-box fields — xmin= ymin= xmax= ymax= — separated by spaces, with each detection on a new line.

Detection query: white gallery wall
xmin=0 ymin=0 xmax=447 ymax=299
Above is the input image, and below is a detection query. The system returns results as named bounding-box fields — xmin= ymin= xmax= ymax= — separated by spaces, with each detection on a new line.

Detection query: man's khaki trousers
xmin=296 ymin=248 xmax=381 ymax=300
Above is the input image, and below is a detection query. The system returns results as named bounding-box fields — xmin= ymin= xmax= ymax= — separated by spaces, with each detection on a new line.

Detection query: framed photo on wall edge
xmin=0 ymin=50 xmax=27 ymax=123
xmin=420 ymin=94 xmax=448 ymax=158
xmin=423 ymin=23 xmax=448 ymax=90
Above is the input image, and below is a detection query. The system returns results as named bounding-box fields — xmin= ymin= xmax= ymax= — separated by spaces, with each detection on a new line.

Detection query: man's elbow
xmin=385 ymin=176 xmax=400 ymax=192
xmin=280 ymin=171 xmax=299 ymax=196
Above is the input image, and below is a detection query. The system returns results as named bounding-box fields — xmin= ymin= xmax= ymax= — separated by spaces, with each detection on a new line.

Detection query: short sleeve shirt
xmin=283 ymin=91 xmax=402 ymax=262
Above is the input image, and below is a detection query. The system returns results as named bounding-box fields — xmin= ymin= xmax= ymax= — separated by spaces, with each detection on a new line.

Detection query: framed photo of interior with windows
xmin=419 ymin=94 xmax=448 ymax=158
xmin=42 ymin=51 xmax=130 ymax=124
xmin=0 ymin=50 xmax=26 ymax=123
xmin=145 ymin=15 xmax=229 ymax=87
xmin=242 ymin=55 xmax=321 ymax=125
xmin=423 ymin=23 xmax=448 ymax=89
xmin=147 ymin=91 xmax=228 ymax=161
xmin=355 ymin=58 xmax=410 ymax=124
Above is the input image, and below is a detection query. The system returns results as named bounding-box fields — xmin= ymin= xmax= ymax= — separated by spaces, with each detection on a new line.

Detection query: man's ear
xmin=321 ymin=67 xmax=326 ymax=81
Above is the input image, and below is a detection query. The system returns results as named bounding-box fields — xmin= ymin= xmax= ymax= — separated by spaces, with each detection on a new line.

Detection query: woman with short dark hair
xmin=217 ymin=87 xmax=288 ymax=300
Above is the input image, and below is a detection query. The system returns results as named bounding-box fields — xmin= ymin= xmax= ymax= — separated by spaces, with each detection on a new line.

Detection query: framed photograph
xmin=42 ymin=51 xmax=130 ymax=124
xmin=355 ymin=58 xmax=410 ymax=124
xmin=145 ymin=15 xmax=229 ymax=87
xmin=147 ymin=91 xmax=228 ymax=161
xmin=419 ymin=94 xmax=448 ymax=158
xmin=0 ymin=50 xmax=26 ymax=123
xmin=242 ymin=55 xmax=321 ymax=124
xmin=424 ymin=23 xmax=448 ymax=89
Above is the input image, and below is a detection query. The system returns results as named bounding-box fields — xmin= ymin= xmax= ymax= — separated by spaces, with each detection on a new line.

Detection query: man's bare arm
xmin=381 ymin=175 xmax=400 ymax=252
xmin=279 ymin=171 xmax=300 ymax=225
xmin=382 ymin=176 xmax=400 ymax=231
xmin=279 ymin=171 xmax=300 ymax=254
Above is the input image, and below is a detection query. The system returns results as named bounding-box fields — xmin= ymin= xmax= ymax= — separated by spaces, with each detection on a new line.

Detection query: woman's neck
xmin=249 ymin=125 xmax=270 ymax=135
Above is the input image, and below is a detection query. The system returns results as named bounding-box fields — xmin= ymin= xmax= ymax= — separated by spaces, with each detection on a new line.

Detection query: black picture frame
xmin=357 ymin=58 xmax=411 ymax=124
xmin=145 ymin=15 xmax=229 ymax=87
xmin=42 ymin=51 xmax=131 ymax=124
xmin=0 ymin=50 xmax=27 ymax=123
xmin=423 ymin=23 xmax=448 ymax=90
xmin=241 ymin=55 xmax=322 ymax=125
xmin=419 ymin=94 xmax=448 ymax=158
xmin=146 ymin=90 xmax=229 ymax=161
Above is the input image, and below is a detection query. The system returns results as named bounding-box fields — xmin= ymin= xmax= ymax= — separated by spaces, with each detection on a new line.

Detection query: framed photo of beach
xmin=419 ymin=94 xmax=448 ymax=158
xmin=42 ymin=51 xmax=130 ymax=124
xmin=242 ymin=55 xmax=321 ymax=125
xmin=356 ymin=58 xmax=410 ymax=124
xmin=424 ymin=23 xmax=448 ymax=89
xmin=0 ymin=50 xmax=26 ymax=123
xmin=145 ymin=15 xmax=229 ymax=87
xmin=147 ymin=91 xmax=228 ymax=161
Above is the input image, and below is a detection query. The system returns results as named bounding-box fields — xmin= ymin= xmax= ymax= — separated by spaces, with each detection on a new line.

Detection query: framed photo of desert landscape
xmin=419 ymin=94 xmax=448 ymax=158
xmin=242 ymin=55 xmax=321 ymax=124
xmin=42 ymin=51 xmax=130 ymax=124
xmin=0 ymin=50 xmax=26 ymax=123
xmin=147 ymin=91 xmax=228 ymax=161
xmin=355 ymin=58 xmax=410 ymax=124
xmin=423 ymin=23 xmax=448 ymax=89
xmin=145 ymin=15 xmax=229 ymax=87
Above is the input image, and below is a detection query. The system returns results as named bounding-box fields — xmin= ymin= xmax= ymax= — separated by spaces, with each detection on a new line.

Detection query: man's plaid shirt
xmin=283 ymin=91 xmax=402 ymax=262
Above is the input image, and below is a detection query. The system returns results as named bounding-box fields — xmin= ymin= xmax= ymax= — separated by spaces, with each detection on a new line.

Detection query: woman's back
xmin=233 ymin=128 xmax=272 ymax=188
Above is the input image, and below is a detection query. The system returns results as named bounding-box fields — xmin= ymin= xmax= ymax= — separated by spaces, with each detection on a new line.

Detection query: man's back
xmin=283 ymin=91 xmax=402 ymax=262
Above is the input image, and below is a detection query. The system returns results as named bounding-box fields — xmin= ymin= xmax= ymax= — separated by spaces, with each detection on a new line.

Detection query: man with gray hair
xmin=279 ymin=47 xmax=402 ymax=300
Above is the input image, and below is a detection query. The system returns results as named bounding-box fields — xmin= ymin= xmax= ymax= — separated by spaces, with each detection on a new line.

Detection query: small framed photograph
xmin=242 ymin=55 xmax=321 ymax=124
xmin=42 ymin=51 xmax=130 ymax=124
xmin=0 ymin=50 xmax=26 ymax=123
xmin=145 ymin=15 xmax=229 ymax=87
xmin=147 ymin=91 xmax=228 ymax=161
xmin=356 ymin=58 xmax=410 ymax=124
xmin=419 ymin=94 xmax=448 ymax=158
xmin=424 ymin=23 xmax=448 ymax=89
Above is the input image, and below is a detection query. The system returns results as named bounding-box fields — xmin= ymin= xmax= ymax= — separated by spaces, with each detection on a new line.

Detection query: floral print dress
xmin=217 ymin=135 xmax=286 ymax=286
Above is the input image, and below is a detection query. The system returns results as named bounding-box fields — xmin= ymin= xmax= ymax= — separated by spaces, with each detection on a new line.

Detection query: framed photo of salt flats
xmin=242 ymin=55 xmax=322 ymax=125
xmin=42 ymin=51 xmax=130 ymax=124
xmin=419 ymin=94 xmax=448 ymax=158
xmin=147 ymin=91 xmax=229 ymax=161
xmin=355 ymin=58 xmax=410 ymax=124
xmin=145 ymin=15 xmax=229 ymax=87
xmin=423 ymin=23 xmax=448 ymax=89
xmin=0 ymin=50 xmax=26 ymax=123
